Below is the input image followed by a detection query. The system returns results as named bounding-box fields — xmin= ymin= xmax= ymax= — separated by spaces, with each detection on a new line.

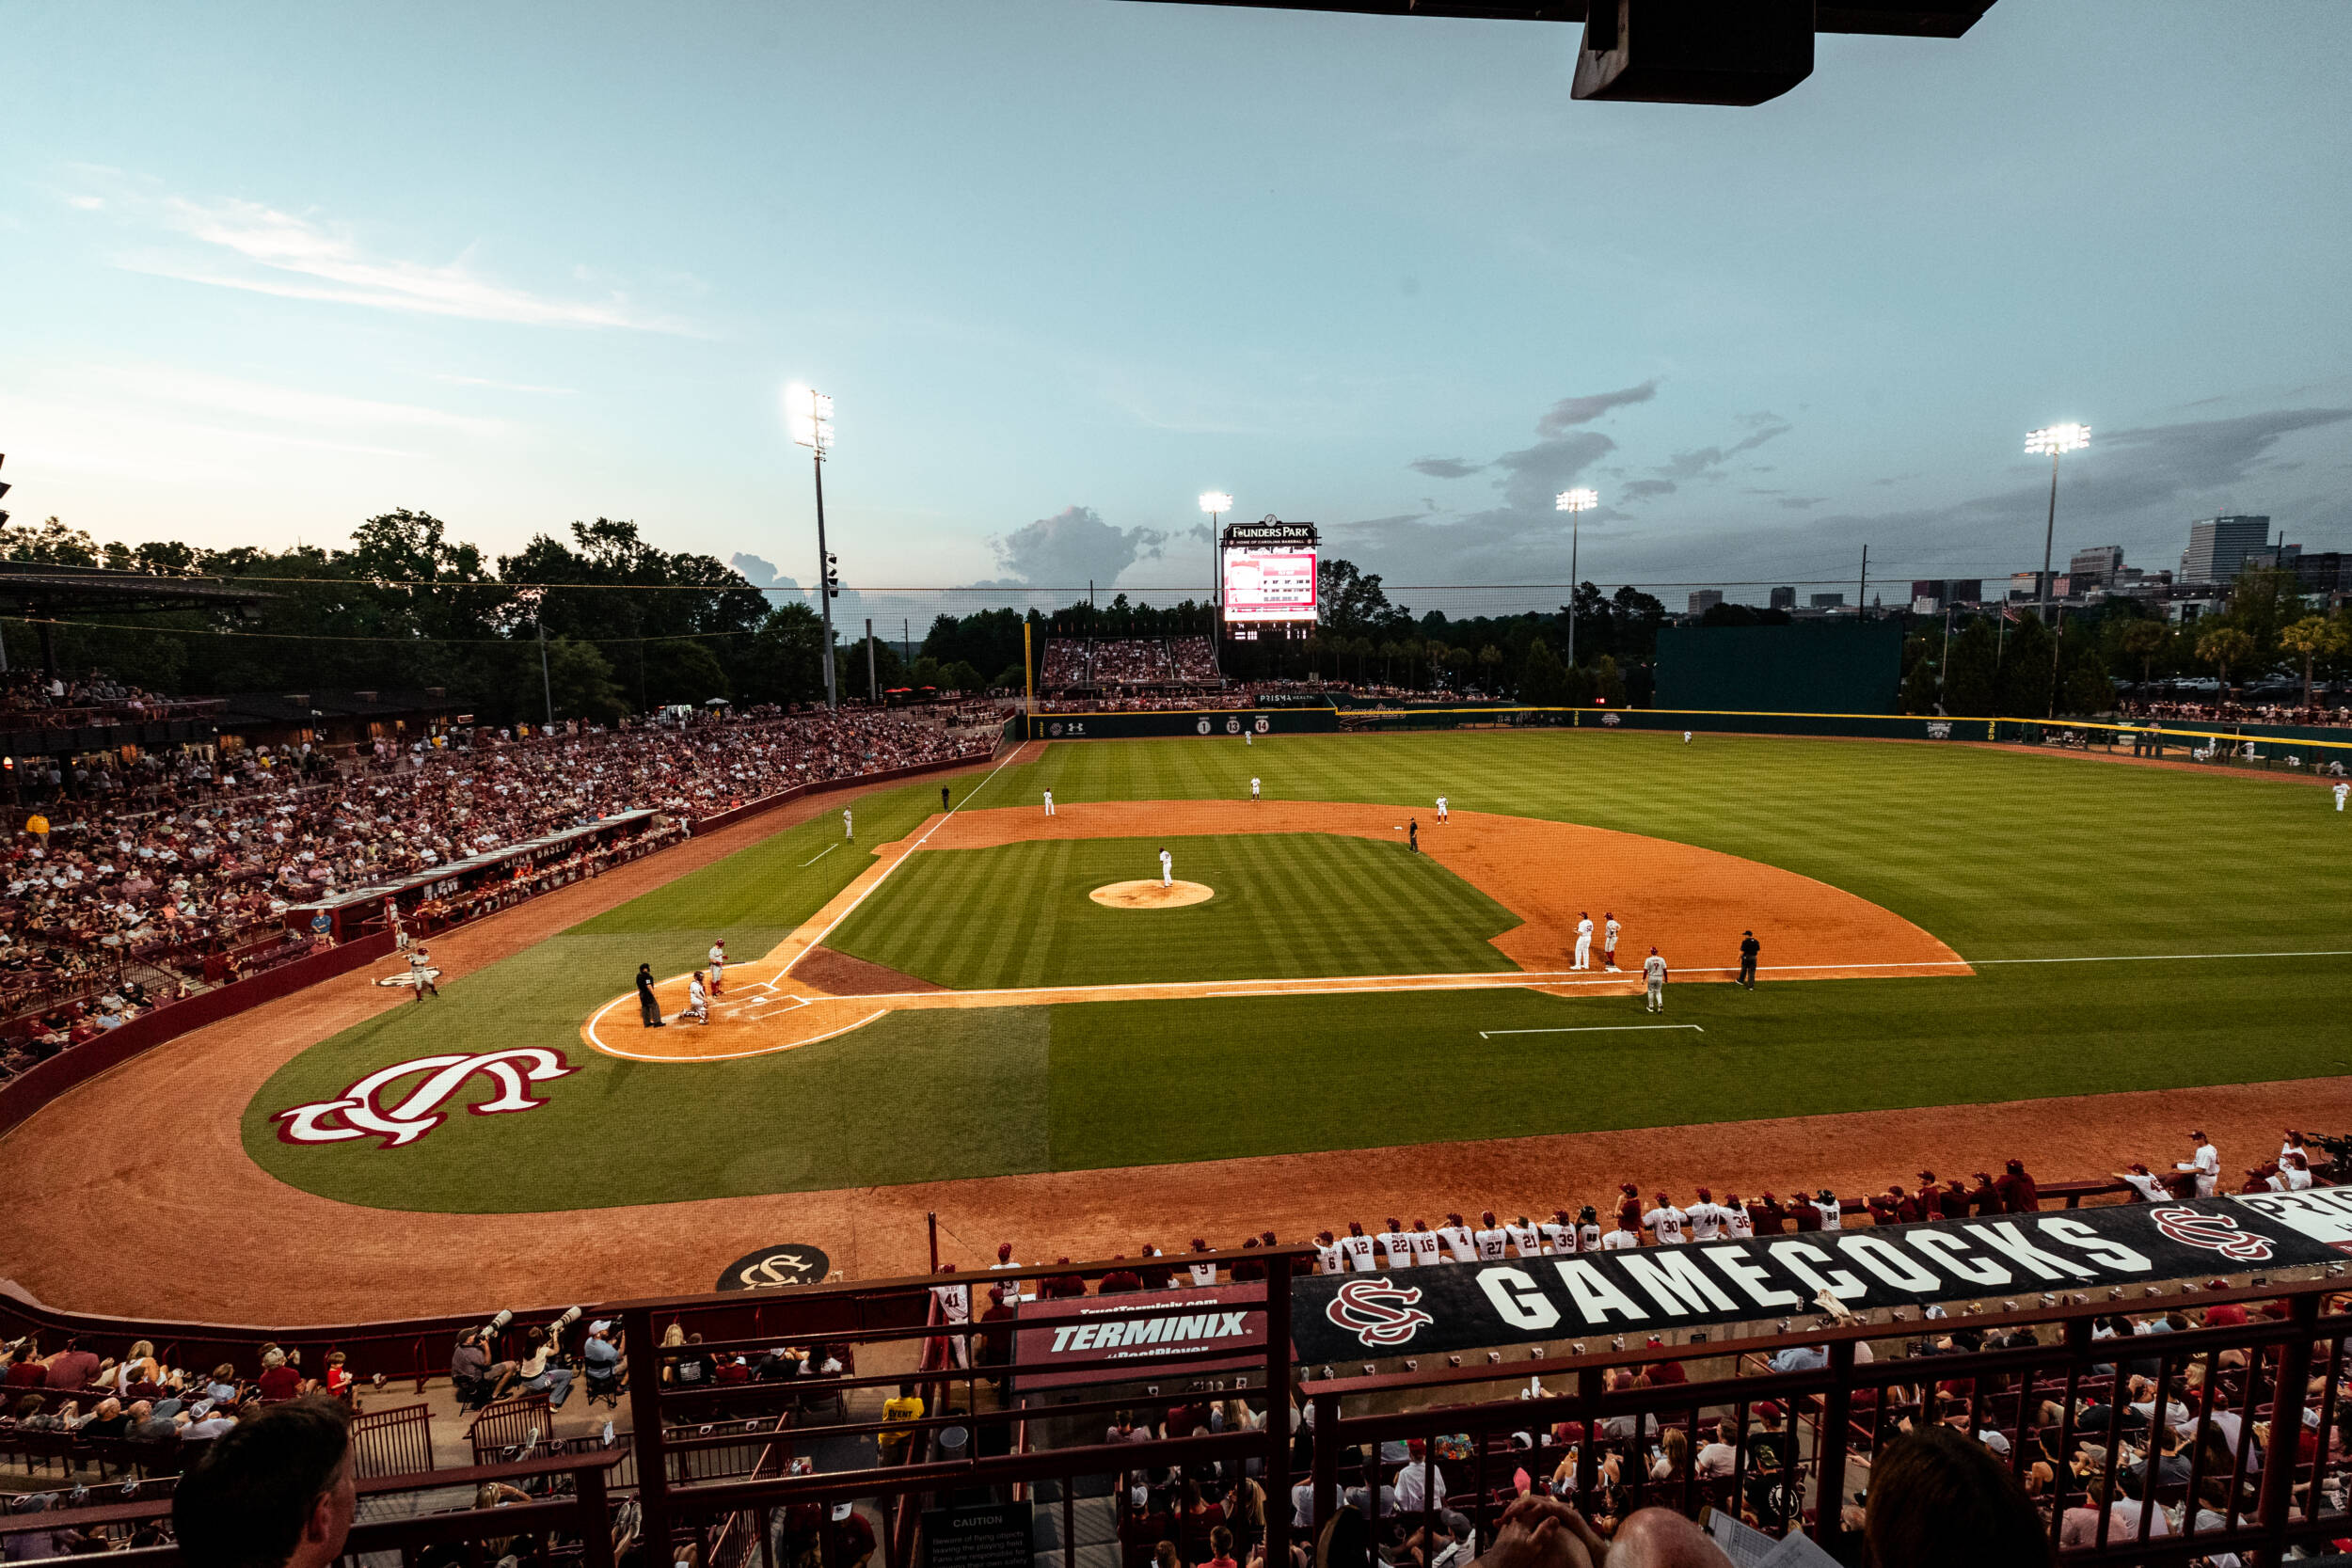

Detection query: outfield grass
xmin=827 ymin=832 xmax=1518 ymax=989
xmin=242 ymin=732 xmax=2352 ymax=1212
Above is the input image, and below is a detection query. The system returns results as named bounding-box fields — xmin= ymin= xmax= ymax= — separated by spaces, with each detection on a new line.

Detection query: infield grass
xmin=242 ymin=731 xmax=2352 ymax=1212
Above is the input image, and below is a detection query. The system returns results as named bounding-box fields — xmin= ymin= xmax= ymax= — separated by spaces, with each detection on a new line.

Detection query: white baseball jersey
xmin=1250 ymin=778 xmax=1261 ymax=796
xmin=1604 ymin=918 xmax=1621 ymax=951
xmin=1644 ymin=1206 xmax=1689 ymax=1244
xmin=1578 ymin=917 xmax=1594 ymax=942
xmin=2336 ymin=784 xmax=2348 ymax=808
xmin=2120 ymin=1171 xmax=2167 ymax=1202
xmin=1505 ymin=1222 xmax=1543 ymax=1257
xmin=1815 ymin=1198 xmax=1845 ymax=1230
xmin=932 ymin=1281 xmax=971 ymax=1323
xmin=1578 ymin=1220 xmax=1603 ymax=1252
xmin=1537 ymin=1221 xmax=1574 ymax=1255
xmin=843 ymin=810 xmax=852 ymax=834
xmin=688 ymin=976 xmax=707 ymax=1009
xmin=1436 ymin=1224 xmax=1478 ymax=1263
xmin=1190 ymin=1259 xmax=1218 ymax=1286
xmin=1685 ymin=1202 xmax=1726 ymax=1243
xmin=2177 ymin=1144 xmax=2220 ymax=1197
xmin=2285 ymin=1164 xmax=2315 ymax=1192
xmin=707 ymin=943 xmax=725 ymax=970
xmin=1436 ymin=797 xmax=1448 ymax=812
xmin=1043 ymin=791 xmax=1054 ymax=811
xmin=1314 ymin=1241 xmax=1346 ymax=1275
xmin=1338 ymin=1233 xmax=1377 ymax=1272
xmin=1473 ymin=1227 xmax=1510 ymax=1260
xmin=1159 ymin=850 xmax=1173 ymax=875
xmin=1376 ymin=1230 xmax=1413 ymax=1267
xmin=1724 ymin=1204 xmax=1754 ymax=1241
xmin=1644 ymin=954 xmax=1667 ymax=984
xmin=1408 ymin=1230 xmax=1442 ymax=1266
xmin=1600 ymin=1228 xmax=1640 ymax=1252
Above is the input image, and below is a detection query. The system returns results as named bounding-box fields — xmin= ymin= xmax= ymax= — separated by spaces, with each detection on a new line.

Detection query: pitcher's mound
xmin=1090 ymin=879 xmax=1215 ymax=909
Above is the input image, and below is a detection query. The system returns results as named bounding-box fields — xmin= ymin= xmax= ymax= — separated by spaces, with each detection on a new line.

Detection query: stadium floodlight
xmin=1200 ymin=492 xmax=1232 ymax=608
xmin=1556 ymin=489 xmax=1600 ymax=669
xmin=786 ymin=384 xmax=839 ymax=708
xmin=2024 ymin=422 xmax=2090 ymax=719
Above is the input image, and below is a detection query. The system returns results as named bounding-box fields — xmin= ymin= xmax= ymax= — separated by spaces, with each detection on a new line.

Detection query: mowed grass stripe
xmin=827 ymin=833 xmax=1519 ymax=990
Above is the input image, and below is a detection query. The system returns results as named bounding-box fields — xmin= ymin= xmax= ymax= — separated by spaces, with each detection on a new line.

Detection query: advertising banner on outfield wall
xmin=1288 ymin=1201 xmax=2338 ymax=1363
xmin=1012 ymin=1283 xmax=1279 ymax=1391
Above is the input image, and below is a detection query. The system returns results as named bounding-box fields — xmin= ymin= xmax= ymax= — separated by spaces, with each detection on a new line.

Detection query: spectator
xmin=43 ymin=1336 xmax=99 ymax=1391
xmin=1866 ymin=1426 xmax=2052 ymax=1567
xmin=174 ymin=1396 xmax=356 ymax=1568
xmin=256 ymin=1346 xmax=303 ymax=1402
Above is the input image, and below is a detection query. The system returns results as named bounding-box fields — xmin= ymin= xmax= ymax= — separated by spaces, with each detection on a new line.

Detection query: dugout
xmin=1654 ymin=619 xmax=1903 ymax=715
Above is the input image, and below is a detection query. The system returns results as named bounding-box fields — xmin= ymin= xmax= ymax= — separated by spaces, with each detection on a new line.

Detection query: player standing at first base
xmin=707 ymin=939 xmax=726 ymax=996
xmin=1643 ymin=946 xmax=1668 ymax=1012
xmin=1158 ymin=847 xmax=1173 ymax=887
xmin=1573 ymin=911 xmax=1594 ymax=971
xmin=1602 ymin=913 xmax=1621 ymax=972
xmin=1436 ymin=796 xmax=1448 ymax=823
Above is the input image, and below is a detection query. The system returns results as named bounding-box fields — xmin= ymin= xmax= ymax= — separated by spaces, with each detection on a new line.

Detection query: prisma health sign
xmin=1221 ymin=519 xmax=1318 ymax=625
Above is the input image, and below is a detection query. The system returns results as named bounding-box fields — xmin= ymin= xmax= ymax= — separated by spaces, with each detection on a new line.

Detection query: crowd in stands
xmin=0 ymin=1334 xmax=356 ymax=1454
xmin=1172 ymin=636 xmax=1217 ymax=681
xmin=0 ymin=669 xmax=216 ymax=733
xmin=2119 ymin=696 xmax=2352 ymax=728
xmin=1041 ymin=638 xmax=1222 ymax=693
xmin=0 ymin=705 xmax=989 ymax=1081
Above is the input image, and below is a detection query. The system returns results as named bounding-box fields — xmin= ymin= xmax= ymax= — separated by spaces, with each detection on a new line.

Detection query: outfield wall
xmin=1021 ymin=706 xmax=1339 ymax=740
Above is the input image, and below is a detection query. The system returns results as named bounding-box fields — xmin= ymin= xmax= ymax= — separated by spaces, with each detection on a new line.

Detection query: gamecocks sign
xmin=1288 ymin=1200 xmax=2342 ymax=1362
xmin=275 ymin=1049 xmax=574 ymax=1148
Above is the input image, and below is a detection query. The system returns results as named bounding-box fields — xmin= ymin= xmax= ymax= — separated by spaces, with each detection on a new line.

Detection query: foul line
xmin=594 ymin=1008 xmax=889 ymax=1063
xmin=800 ymin=844 xmax=838 ymax=867
xmin=1480 ymin=1023 xmax=1706 ymax=1038
xmin=780 ymin=741 xmax=1029 ymax=977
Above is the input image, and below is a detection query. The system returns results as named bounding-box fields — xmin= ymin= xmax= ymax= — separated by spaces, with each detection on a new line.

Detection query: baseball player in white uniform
xmin=686 ymin=970 xmax=710 ymax=1024
xmin=1158 ymin=847 xmax=1173 ymax=887
xmin=388 ymin=901 xmax=409 ymax=952
xmin=1250 ymin=777 xmax=1261 ymax=800
xmin=842 ymin=808 xmax=853 ymax=841
xmin=1573 ymin=912 xmax=1594 ymax=971
xmin=1407 ymin=1222 xmax=1442 ymax=1266
xmin=1338 ymin=1224 xmax=1378 ymax=1272
xmin=1187 ymin=1241 xmax=1218 ymax=1286
xmin=1538 ymin=1210 xmax=1576 ymax=1255
xmin=1577 ymin=1207 xmax=1603 ymax=1253
xmin=1685 ymin=1188 xmax=1726 ymax=1242
xmin=2177 ymin=1131 xmax=2220 ymax=1197
xmin=1683 ymin=731 xmax=1692 ymax=743
xmin=1043 ymin=789 xmax=1055 ymax=816
xmin=1436 ymin=1213 xmax=1479 ymax=1263
xmin=707 ymin=940 xmax=726 ymax=997
xmin=1376 ymin=1220 xmax=1414 ymax=1269
xmin=1643 ymin=1195 xmax=1689 ymax=1244
xmin=1506 ymin=1215 xmax=1544 ymax=1258
xmin=1722 ymin=1196 xmax=1755 ymax=1240
xmin=405 ymin=944 xmax=438 ymax=1000
xmin=1643 ymin=947 xmax=1668 ymax=1011
xmin=1602 ymin=913 xmax=1621 ymax=973
xmin=2336 ymin=782 xmax=2348 ymax=812
xmin=1313 ymin=1231 xmax=1346 ymax=1275
xmin=1436 ymin=796 xmax=1449 ymax=823
xmin=1599 ymin=1223 xmax=1640 ymax=1252
xmin=1472 ymin=1211 xmax=1510 ymax=1259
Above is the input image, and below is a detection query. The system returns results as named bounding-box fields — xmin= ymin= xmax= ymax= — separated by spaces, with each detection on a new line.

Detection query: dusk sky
xmin=6 ymin=1 xmax=2349 ymax=618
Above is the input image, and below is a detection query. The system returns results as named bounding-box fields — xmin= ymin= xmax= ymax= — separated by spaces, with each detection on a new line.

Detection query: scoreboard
xmin=1219 ymin=518 xmax=1319 ymax=626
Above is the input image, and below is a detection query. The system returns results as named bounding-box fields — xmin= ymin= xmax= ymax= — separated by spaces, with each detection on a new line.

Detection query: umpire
xmin=1738 ymin=930 xmax=1760 ymax=990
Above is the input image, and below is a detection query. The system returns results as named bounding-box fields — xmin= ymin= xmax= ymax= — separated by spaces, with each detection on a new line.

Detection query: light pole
xmin=1556 ymin=488 xmax=1598 ymax=666
xmin=789 ymin=385 xmax=839 ymax=708
xmin=2025 ymin=422 xmax=2089 ymax=720
xmin=1200 ymin=492 xmax=1232 ymax=618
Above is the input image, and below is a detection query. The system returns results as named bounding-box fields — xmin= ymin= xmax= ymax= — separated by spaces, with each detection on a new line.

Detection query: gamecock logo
xmin=1326 ymin=1277 xmax=1435 ymax=1349
xmin=275 ymin=1049 xmax=574 ymax=1148
xmin=1926 ymin=721 xmax=1954 ymax=740
xmin=1601 ymin=713 xmax=1621 ymax=726
xmin=2151 ymin=1206 xmax=2278 ymax=1262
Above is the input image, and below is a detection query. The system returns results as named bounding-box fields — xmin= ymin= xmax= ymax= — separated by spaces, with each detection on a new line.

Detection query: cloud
xmin=67 ymin=195 xmax=104 ymax=212
xmin=1641 ymin=417 xmax=1792 ymax=491
xmin=729 ymin=553 xmax=800 ymax=590
xmin=1491 ymin=432 xmax=1616 ymax=515
xmin=976 ymin=506 xmax=1168 ymax=589
xmin=1409 ymin=456 xmax=1486 ymax=480
xmin=88 ymin=365 xmax=501 ymax=436
xmin=1777 ymin=497 xmax=1827 ymax=511
xmin=111 ymin=195 xmax=693 ymax=332
xmin=434 ymin=373 xmax=578 ymax=395
xmin=1622 ymin=479 xmax=1677 ymax=499
xmin=1535 ymin=380 xmax=1659 ymax=435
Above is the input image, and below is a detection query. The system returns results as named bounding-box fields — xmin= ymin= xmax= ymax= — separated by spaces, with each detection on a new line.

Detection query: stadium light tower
xmin=788 ymin=384 xmax=839 ymax=709
xmin=1200 ymin=492 xmax=1232 ymax=610
xmin=1557 ymin=487 xmax=1599 ymax=667
xmin=2023 ymin=423 xmax=2089 ymax=627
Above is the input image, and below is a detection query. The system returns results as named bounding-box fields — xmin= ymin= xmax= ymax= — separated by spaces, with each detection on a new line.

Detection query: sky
xmin=5 ymin=0 xmax=2350 ymax=620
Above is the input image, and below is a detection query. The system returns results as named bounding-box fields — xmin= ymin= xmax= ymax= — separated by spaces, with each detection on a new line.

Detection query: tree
xmin=2061 ymin=651 xmax=2113 ymax=717
xmin=1899 ymin=657 xmax=1940 ymax=715
xmin=2197 ymin=623 xmax=2257 ymax=699
xmin=2117 ymin=619 xmax=2170 ymax=692
xmin=1996 ymin=614 xmax=2054 ymax=718
xmin=1519 ymin=639 xmax=1567 ymax=705
xmin=1476 ymin=644 xmax=1503 ymax=693
xmin=544 ymin=637 xmax=628 ymax=724
xmin=1317 ymin=559 xmax=1395 ymax=637
xmin=1591 ymin=654 xmax=1627 ymax=707
xmin=1943 ymin=619 xmax=1999 ymax=716
xmin=2278 ymin=615 xmax=2347 ymax=709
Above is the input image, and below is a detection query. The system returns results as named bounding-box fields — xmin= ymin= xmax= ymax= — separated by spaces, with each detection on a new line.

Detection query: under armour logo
xmin=275 ymin=1049 xmax=574 ymax=1148
xmin=2151 ymin=1206 xmax=2278 ymax=1263
xmin=1326 ymin=1277 xmax=1436 ymax=1349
